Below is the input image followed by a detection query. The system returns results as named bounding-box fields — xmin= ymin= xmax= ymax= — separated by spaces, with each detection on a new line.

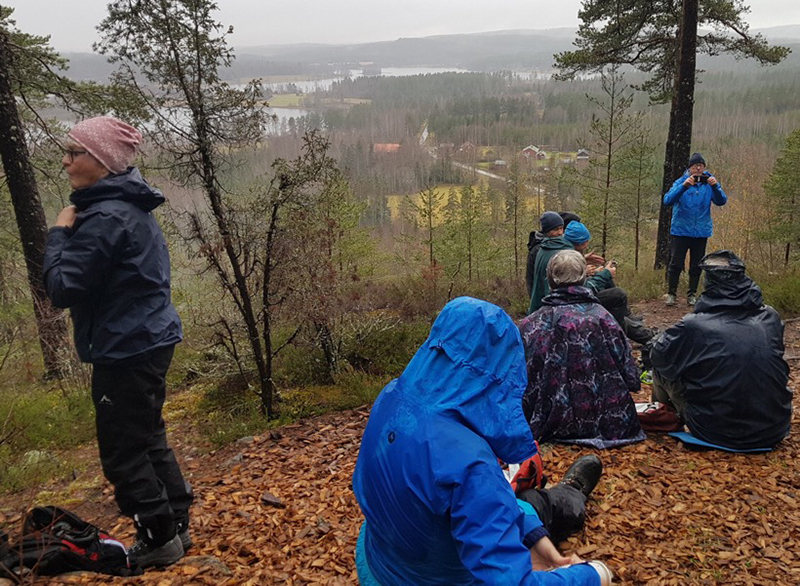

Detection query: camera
xmin=693 ymin=174 xmax=707 ymax=184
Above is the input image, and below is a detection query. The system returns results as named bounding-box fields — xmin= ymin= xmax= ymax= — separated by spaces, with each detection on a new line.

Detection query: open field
xmin=266 ymin=93 xmax=307 ymax=108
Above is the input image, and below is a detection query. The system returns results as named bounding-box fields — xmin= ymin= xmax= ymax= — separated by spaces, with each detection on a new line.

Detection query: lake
xmin=255 ymin=66 xmax=472 ymax=94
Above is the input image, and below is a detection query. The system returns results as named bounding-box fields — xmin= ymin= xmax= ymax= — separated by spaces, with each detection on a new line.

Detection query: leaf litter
xmin=1 ymin=302 xmax=797 ymax=585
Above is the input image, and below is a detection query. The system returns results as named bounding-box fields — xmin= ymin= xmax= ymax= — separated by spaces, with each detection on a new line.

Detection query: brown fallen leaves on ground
xmin=1 ymin=301 xmax=798 ymax=585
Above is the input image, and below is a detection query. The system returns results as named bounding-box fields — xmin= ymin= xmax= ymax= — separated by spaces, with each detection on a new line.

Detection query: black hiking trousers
xmin=667 ymin=235 xmax=707 ymax=295
xmin=518 ymin=484 xmax=587 ymax=544
xmin=92 ymin=345 xmax=193 ymax=546
xmin=595 ymin=287 xmax=628 ymax=326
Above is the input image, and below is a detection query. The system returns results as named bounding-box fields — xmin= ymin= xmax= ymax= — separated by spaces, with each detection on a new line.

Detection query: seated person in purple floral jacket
xmin=519 ymin=251 xmax=645 ymax=449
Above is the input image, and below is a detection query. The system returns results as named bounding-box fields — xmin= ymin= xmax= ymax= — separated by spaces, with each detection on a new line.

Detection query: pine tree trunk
xmin=0 ymin=31 xmax=70 ymax=378
xmin=655 ymin=0 xmax=698 ymax=269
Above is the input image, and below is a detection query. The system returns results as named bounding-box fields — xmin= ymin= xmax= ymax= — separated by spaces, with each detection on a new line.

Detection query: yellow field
xmin=386 ymin=182 xmax=494 ymax=223
xmin=267 ymin=93 xmax=306 ymax=107
xmin=386 ymin=184 xmax=458 ymax=223
xmin=385 ymin=180 xmax=553 ymax=226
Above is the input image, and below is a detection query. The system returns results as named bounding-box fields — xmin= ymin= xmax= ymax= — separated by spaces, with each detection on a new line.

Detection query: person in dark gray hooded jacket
xmin=44 ymin=116 xmax=191 ymax=569
xmin=650 ymin=250 xmax=791 ymax=450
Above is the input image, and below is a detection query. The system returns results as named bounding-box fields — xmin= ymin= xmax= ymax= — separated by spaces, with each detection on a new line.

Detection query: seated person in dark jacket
xmin=526 ymin=211 xmax=581 ymax=297
xmin=650 ymin=250 xmax=792 ymax=450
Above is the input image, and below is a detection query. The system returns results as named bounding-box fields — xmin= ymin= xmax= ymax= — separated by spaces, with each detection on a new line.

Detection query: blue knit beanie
xmin=564 ymin=221 xmax=591 ymax=245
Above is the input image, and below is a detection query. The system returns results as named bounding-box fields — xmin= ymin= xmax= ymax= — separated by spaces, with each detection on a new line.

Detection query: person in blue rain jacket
xmin=663 ymin=152 xmax=728 ymax=306
xmin=352 ymin=297 xmax=606 ymax=586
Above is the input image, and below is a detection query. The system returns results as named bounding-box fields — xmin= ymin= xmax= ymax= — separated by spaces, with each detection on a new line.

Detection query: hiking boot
xmin=665 ymin=293 xmax=676 ymax=306
xmin=176 ymin=522 xmax=193 ymax=552
xmin=129 ymin=534 xmax=184 ymax=569
xmin=687 ymin=293 xmax=697 ymax=306
xmin=560 ymin=455 xmax=603 ymax=498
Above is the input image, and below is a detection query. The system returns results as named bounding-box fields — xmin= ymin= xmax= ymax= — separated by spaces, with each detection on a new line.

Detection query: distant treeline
xmin=59 ymin=33 xmax=800 ymax=84
xmin=306 ymin=68 xmax=800 ymax=152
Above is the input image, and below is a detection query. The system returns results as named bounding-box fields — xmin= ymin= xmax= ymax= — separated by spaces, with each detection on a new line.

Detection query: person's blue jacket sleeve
xmin=663 ymin=176 xmax=688 ymax=205
xmin=43 ymin=213 xmax=126 ymax=309
xmin=710 ymin=176 xmax=727 ymax=206
xmin=517 ymin=499 xmax=549 ymax=548
xmin=449 ymin=459 xmax=599 ymax=586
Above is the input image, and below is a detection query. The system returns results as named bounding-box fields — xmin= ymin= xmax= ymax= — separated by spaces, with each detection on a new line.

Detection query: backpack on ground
xmin=636 ymin=402 xmax=684 ymax=432
xmin=0 ymin=506 xmax=141 ymax=579
xmin=500 ymin=440 xmax=548 ymax=495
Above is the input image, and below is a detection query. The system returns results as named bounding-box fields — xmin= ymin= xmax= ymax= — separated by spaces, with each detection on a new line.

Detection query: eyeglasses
xmin=63 ymin=149 xmax=88 ymax=163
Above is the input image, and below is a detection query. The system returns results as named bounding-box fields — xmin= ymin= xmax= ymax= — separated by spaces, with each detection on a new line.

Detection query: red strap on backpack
xmin=510 ymin=441 xmax=546 ymax=494
xmin=637 ymin=402 xmax=684 ymax=432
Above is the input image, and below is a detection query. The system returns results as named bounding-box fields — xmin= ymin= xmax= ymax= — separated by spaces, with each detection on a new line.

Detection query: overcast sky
xmin=8 ymin=0 xmax=800 ymax=53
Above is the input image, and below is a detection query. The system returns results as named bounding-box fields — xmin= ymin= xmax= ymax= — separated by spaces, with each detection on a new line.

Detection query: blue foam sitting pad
xmin=668 ymin=431 xmax=773 ymax=453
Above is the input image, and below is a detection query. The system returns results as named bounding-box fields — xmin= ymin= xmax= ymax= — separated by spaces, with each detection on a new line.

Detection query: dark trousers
xmin=596 ymin=287 xmax=628 ymax=326
xmin=518 ymin=485 xmax=587 ymax=544
xmin=596 ymin=287 xmax=653 ymax=345
xmin=667 ymin=236 xmax=707 ymax=295
xmin=92 ymin=345 xmax=193 ymax=546
xmin=651 ymin=369 xmax=687 ymax=417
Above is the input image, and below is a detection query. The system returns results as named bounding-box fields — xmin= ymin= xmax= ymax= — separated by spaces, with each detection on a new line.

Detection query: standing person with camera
xmin=663 ymin=152 xmax=728 ymax=306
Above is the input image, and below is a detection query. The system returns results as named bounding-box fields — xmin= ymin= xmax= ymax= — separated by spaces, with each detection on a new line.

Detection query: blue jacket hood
xmin=397 ymin=296 xmax=535 ymax=464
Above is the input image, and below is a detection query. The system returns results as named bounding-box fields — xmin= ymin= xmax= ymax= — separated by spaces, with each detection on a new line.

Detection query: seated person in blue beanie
xmin=353 ymin=297 xmax=612 ymax=586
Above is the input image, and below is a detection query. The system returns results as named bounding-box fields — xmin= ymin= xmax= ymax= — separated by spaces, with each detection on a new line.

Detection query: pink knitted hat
xmin=68 ymin=116 xmax=142 ymax=174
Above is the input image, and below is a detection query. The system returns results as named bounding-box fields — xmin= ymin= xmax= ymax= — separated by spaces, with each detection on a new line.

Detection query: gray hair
xmin=547 ymin=250 xmax=587 ymax=289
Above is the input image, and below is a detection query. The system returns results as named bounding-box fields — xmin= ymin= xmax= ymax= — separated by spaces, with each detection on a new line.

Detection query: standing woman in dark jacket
xmin=663 ymin=152 xmax=728 ymax=306
xmin=43 ymin=117 xmax=191 ymax=568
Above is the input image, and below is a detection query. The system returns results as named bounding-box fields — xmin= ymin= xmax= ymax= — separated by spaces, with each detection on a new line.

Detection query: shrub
xmin=0 ymin=383 xmax=95 ymax=492
xmin=752 ymin=269 xmax=800 ymax=317
xmin=338 ymin=312 xmax=429 ymax=376
xmin=616 ymin=268 xmax=666 ymax=303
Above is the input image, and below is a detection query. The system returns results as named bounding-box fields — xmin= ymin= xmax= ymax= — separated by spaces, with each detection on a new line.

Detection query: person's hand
xmin=604 ymin=262 xmax=617 ymax=278
xmin=585 ymin=251 xmax=605 ymax=265
xmin=530 ymin=536 xmax=583 ymax=570
xmin=683 ymin=175 xmax=696 ymax=187
xmin=55 ymin=205 xmax=78 ymax=228
xmin=586 ymin=265 xmax=599 ymax=276
xmin=707 ymin=175 xmax=718 ymax=186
